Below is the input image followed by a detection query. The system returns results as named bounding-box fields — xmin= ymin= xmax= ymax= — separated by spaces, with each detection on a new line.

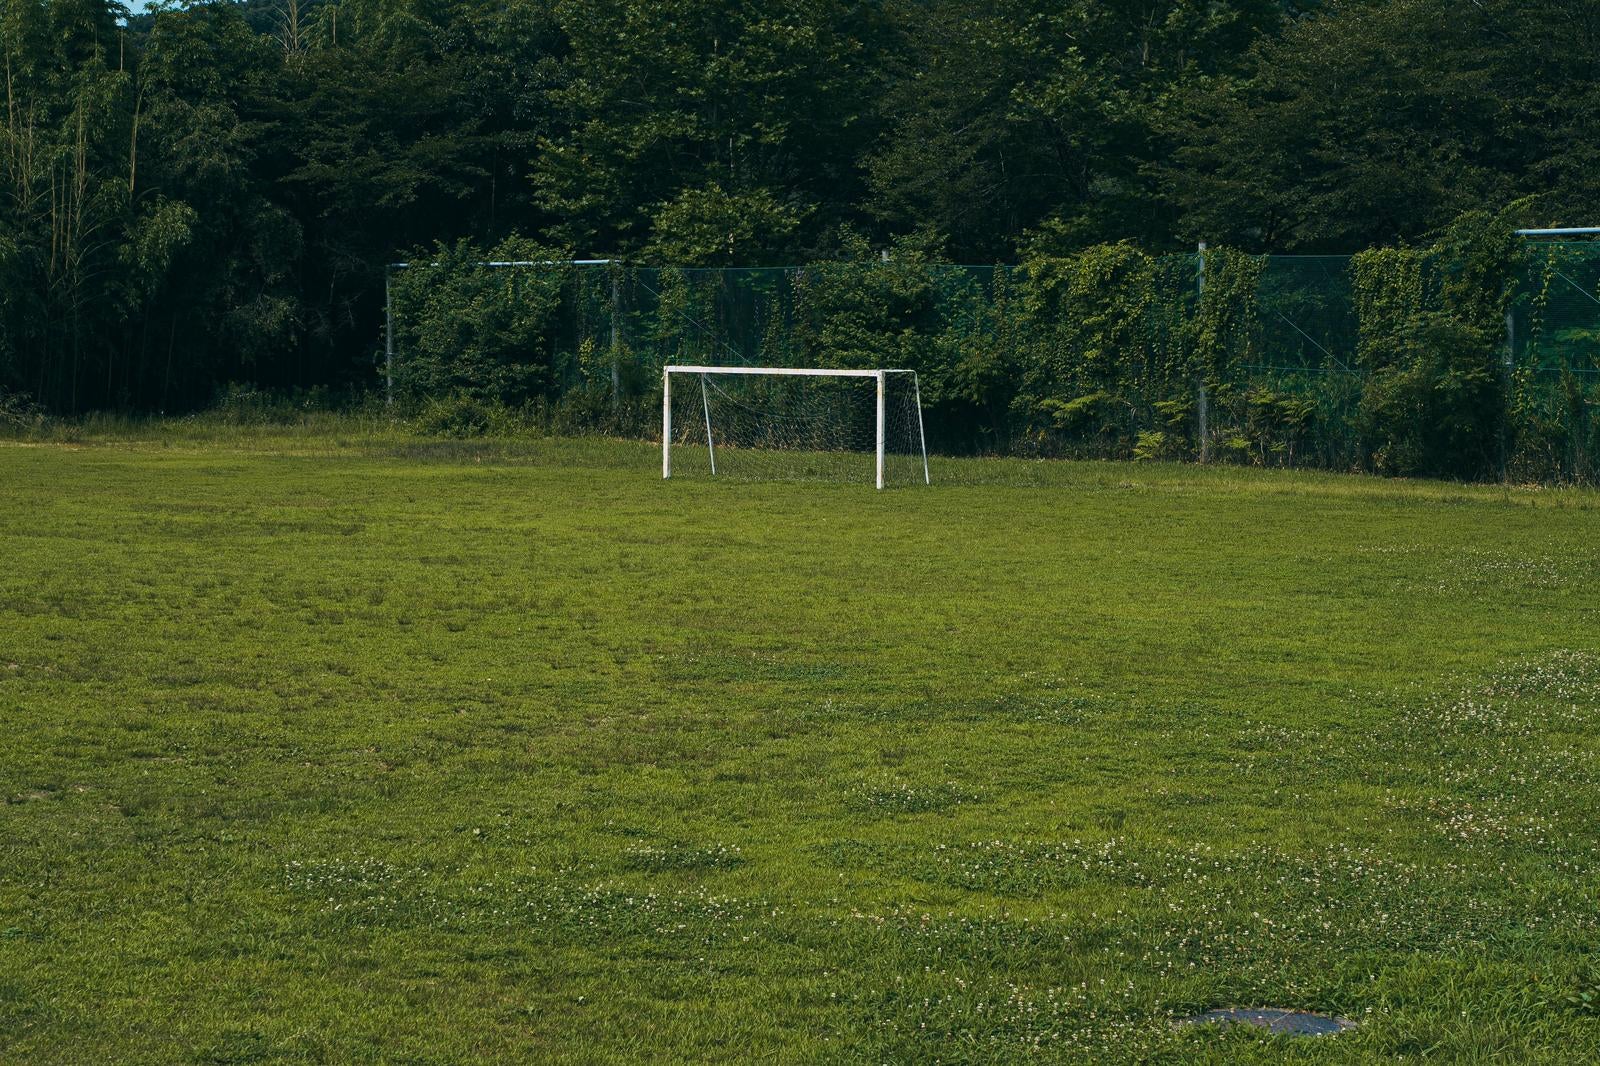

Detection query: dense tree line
xmin=2 ymin=0 xmax=1599 ymax=416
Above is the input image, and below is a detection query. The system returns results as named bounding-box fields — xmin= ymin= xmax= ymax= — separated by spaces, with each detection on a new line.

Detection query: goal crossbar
xmin=667 ymin=365 xmax=909 ymax=378
xmin=662 ymin=365 xmax=928 ymax=489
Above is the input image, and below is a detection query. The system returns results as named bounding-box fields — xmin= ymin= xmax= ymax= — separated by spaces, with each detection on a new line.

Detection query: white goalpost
xmin=662 ymin=365 xmax=930 ymax=489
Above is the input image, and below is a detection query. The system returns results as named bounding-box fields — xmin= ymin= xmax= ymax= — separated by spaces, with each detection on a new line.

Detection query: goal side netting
xmin=662 ymin=367 xmax=930 ymax=488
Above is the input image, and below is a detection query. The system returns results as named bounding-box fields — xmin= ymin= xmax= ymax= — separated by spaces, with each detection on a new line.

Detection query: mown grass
xmin=2 ymin=427 xmax=1599 ymax=1063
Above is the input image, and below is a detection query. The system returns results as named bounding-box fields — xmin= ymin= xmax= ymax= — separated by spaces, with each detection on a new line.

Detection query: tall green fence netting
xmin=391 ymin=247 xmax=1600 ymax=480
xmin=1510 ymin=243 xmax=1600 ymax=481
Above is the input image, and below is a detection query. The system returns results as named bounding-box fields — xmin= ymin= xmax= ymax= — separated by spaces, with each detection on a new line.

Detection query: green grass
xmin=3 ymin=428 xmax=1599 ymax=1063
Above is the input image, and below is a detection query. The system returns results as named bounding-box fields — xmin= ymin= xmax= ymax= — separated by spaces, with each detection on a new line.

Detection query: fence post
xmin=384 ymin=266 xmax=394 ymax=408
xmin=1501 ymin=308 xmax=1514 ymax=482
xmin=1196 ymin=242 xmax=1209 ymax=462
xmin=610 ymin=267 xmax=622 ymax=409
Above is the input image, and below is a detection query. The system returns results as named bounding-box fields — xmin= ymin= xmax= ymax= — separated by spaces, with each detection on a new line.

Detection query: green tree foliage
xmin=644 ymin=183 xmax=803 ymax=267
xmin=1 ymin=0 xmax=133 ymax=411
xmin=532 ymin=0 xmax=890 ymax=263
xmin=868 ymin=0 xmax=1285 ymax=260
xmin=387 ymin=237 xmax=571 ymax=405
xmin=1350 ymin=211 xmax=1519 ymax=478
xmin=1014 ymin=234 xmax=1209 ymax=457
xmin=5 ymin=0 xmax=1600 ymax=483
xmin=127 ymin=3 xmax=294 ymax=406
xmin=1356 ymin=312 xmax=1503 ymax=478
xmin=786 ymin=229 xmax=1021 ymax=451
xmin=791 ymin=229 xmax=946 ymax=372
xmin=270 ymin=0 xmax=567 ymax=390
xmin=1164 ymin=0 xmax=1600 ymax=251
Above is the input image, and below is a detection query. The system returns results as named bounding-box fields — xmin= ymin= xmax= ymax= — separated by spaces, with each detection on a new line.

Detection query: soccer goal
xmin=662 ymin=366 xmax=930 ymax=488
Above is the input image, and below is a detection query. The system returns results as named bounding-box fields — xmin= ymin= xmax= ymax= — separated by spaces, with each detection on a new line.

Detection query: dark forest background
xmin=2 ymin=0 xmax=1599 ymax=417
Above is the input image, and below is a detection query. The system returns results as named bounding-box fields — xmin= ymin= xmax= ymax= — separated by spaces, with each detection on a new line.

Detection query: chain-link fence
xmin=1238 ymin=256 xmax=1363 ymax=469
xmin=1508 ymin=243 xmax=1600 ymax=481
xmin=555 ymin=257 xmax=1372 ymax=465
xmin=391 ymin=244 xmax=1600 ymax=480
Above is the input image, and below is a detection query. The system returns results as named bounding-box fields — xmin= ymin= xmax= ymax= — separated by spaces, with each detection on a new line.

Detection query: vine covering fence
xmin=388 ymin=230 xmax=1600 ymax=482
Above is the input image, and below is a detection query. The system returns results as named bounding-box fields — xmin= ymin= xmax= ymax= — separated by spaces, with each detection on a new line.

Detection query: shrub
xmin=1358 ymin=312 xmax=1503 ymax=478
xmin=0 ymin=390 xmax=46 ymax=433
xmin=1351 ymin=209 xmax=1521 ymax=479
xmin=1228 ymin=386 xmax=1315 ymax=467
xmin=414 ymin=394 xmax=495 ymax=438
xmin=390 ymin=237 xmax=573 ymax=407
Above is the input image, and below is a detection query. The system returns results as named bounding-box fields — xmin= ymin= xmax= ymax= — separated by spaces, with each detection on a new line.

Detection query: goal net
xmin=662 ymin=366 xmax=929 ymax=488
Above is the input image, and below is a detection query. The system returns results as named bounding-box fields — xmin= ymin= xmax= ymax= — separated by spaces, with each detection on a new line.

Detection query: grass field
xmin=3 ymin=429 xmax=1599 ymax=1063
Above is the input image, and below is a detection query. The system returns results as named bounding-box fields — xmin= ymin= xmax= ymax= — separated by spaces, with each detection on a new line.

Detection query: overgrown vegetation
xmin=388 ymin=238 xmax=573 ymax=408
xmin=362 ymin=210 xmax=1598 ymax=482
xmin=5 ymin=0 xmax=1600 ymax=422
xmin=9 ymin=213 xmax=1596 ymax=482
